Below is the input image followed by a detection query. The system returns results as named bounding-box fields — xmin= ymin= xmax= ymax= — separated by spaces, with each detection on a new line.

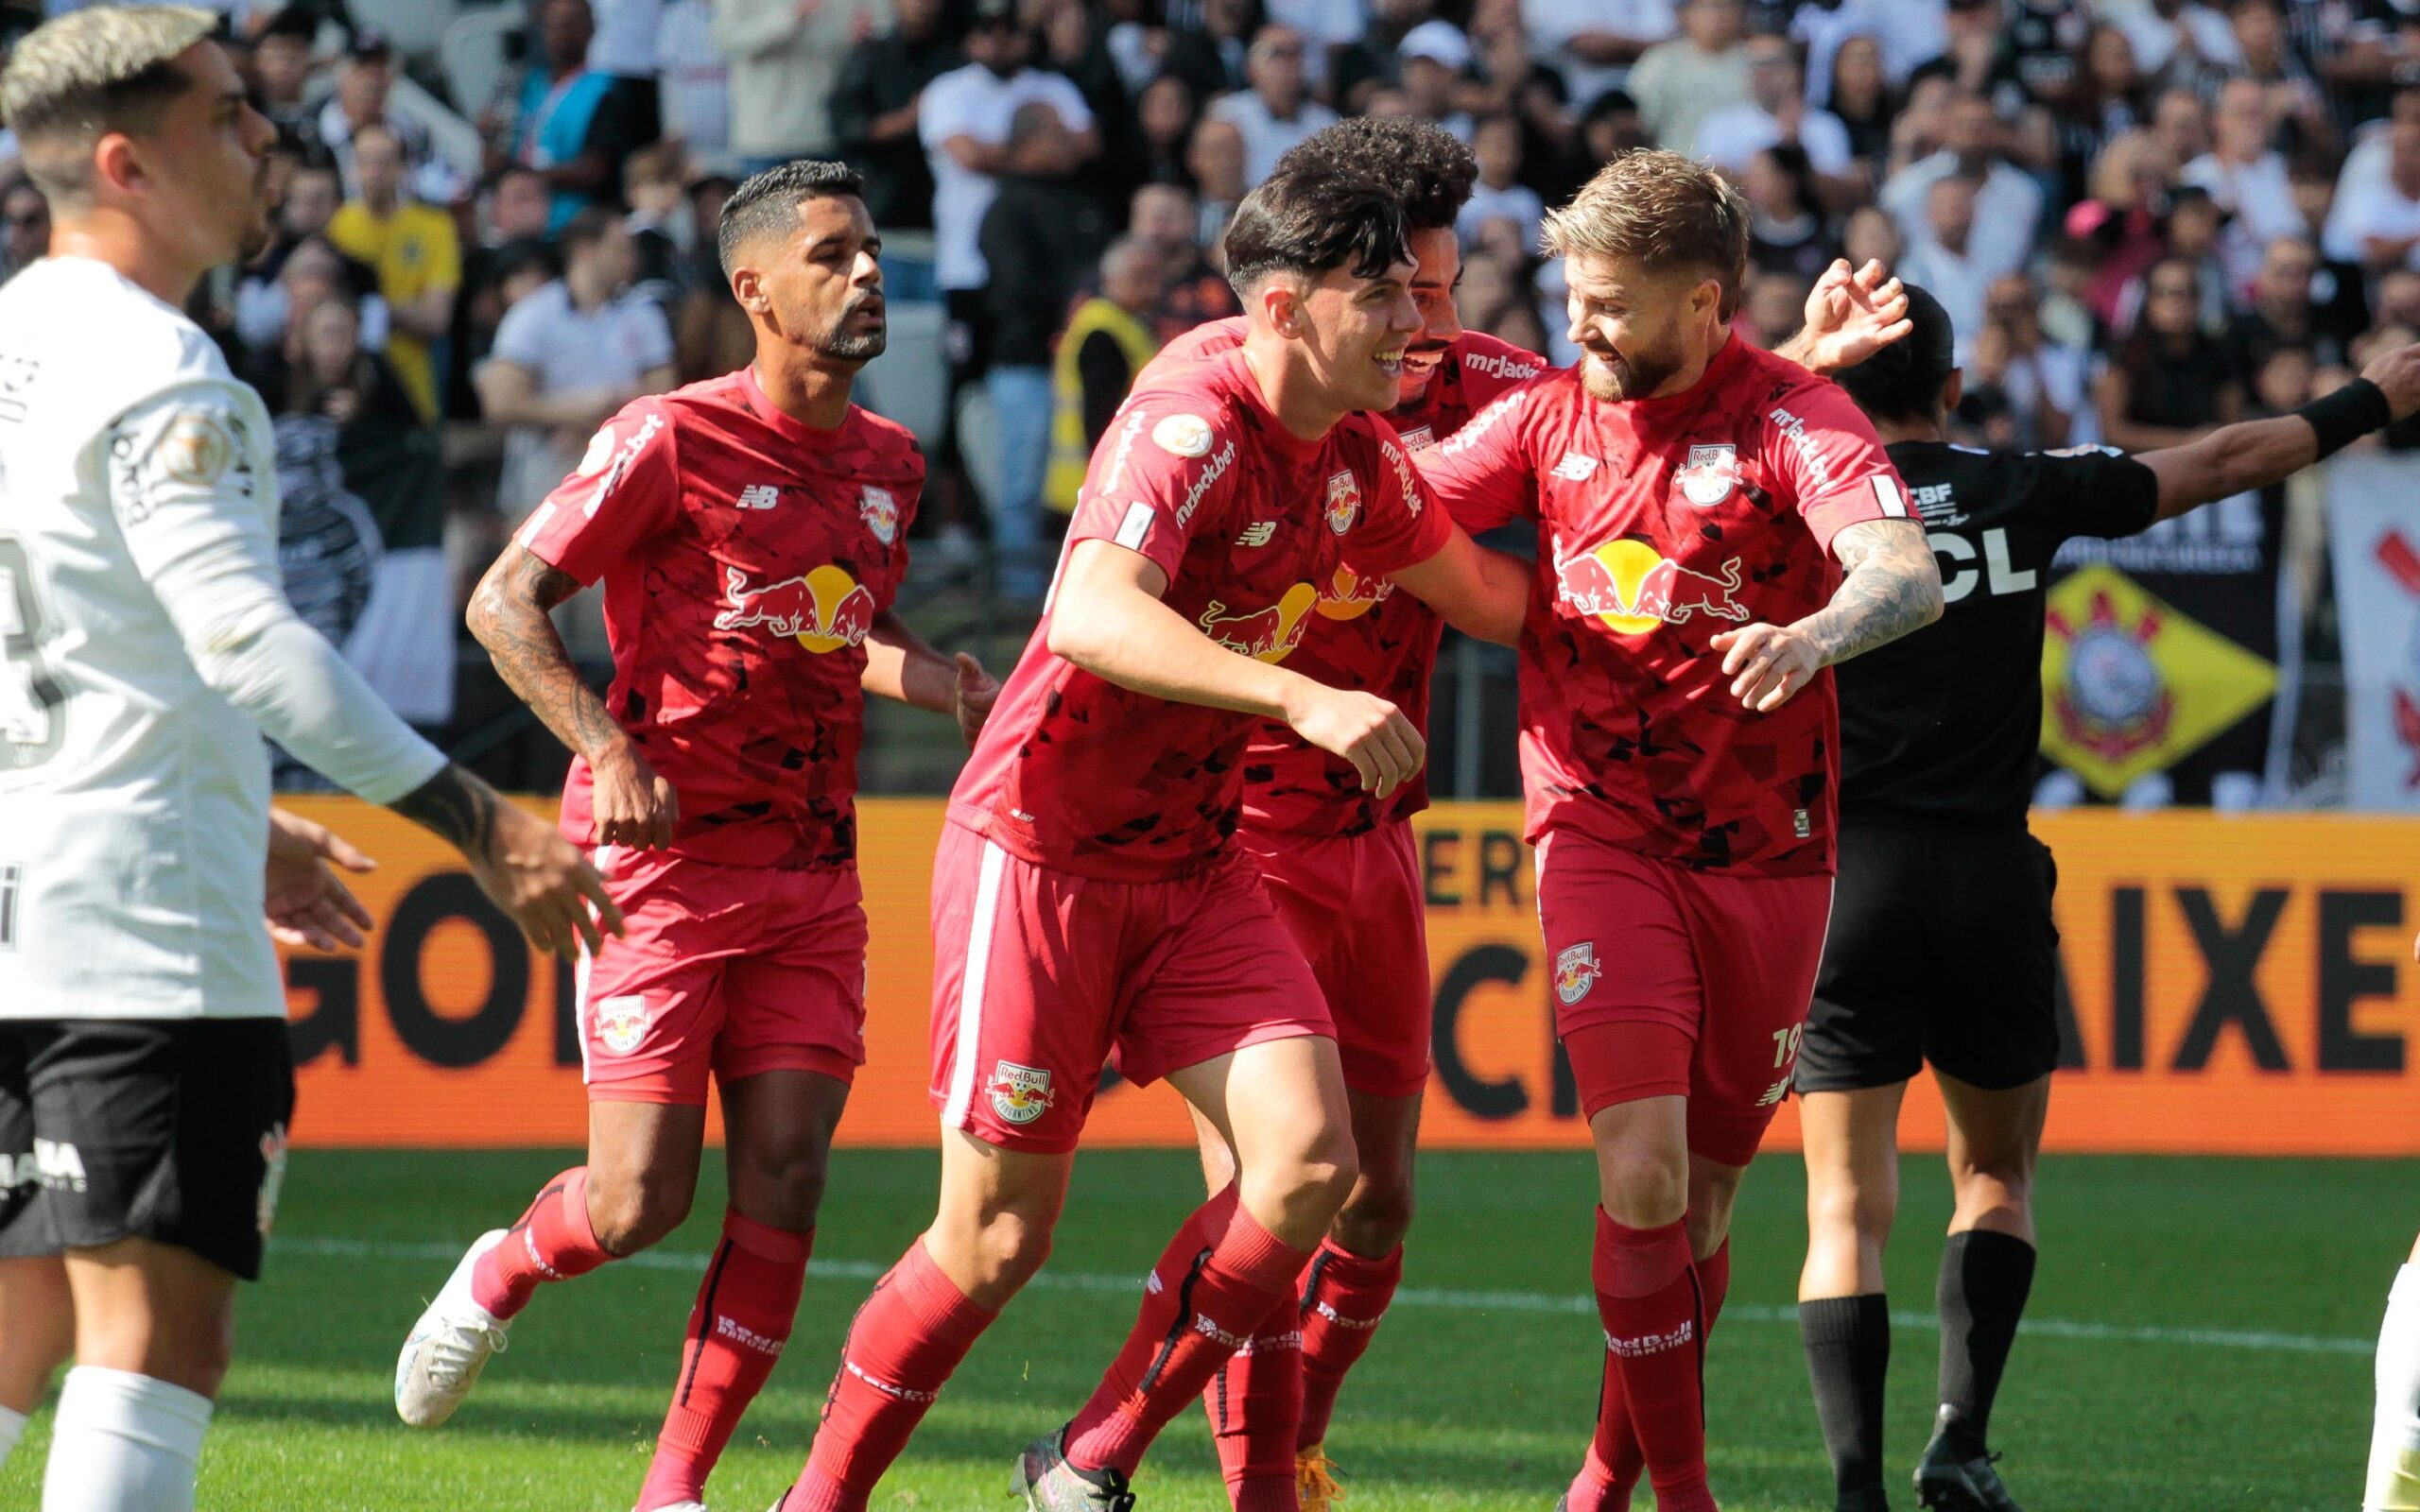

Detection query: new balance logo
xmin=716 ymin=1314 xmax=785 ymax=1357
xmin=1237 ymin=521 xmax=1278 ymax=547
xmin=0 ymin=863 xmax=18 ymax=950
xmin=735 ymin=483 xmax=781 ymax=510
xmin=1551 ymin=452 xmax=1599 ymax=482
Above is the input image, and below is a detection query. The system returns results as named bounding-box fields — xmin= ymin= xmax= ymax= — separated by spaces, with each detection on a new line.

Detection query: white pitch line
xmin=277 ymin=1236 xmax=2374 ymax=1358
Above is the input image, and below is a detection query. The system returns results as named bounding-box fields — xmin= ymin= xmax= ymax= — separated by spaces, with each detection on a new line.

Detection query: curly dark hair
xmin=717 ymin=158 xmax=866 ymax=274
xmin=1268 ymin=115 xmax=1479 ymax=234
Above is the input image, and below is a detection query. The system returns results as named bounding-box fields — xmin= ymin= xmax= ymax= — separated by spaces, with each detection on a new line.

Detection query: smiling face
xmin=1564 ymin=249 xmax=1720 ymax=402
xmin=1284 ymin=253 xmax=1424 ymax=414
xmin=1396 ymin=226 xmax=1464 ymax=407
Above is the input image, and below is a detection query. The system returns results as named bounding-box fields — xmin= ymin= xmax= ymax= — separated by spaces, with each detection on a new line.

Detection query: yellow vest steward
xmin=1046 ymin=299 xmax=1159 ymax=514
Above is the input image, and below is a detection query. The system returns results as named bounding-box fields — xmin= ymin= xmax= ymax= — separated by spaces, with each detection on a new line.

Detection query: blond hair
xmin=0 ymin=6 xmax=216 ymax=202
xmin=1542 ymin=149 xmax=1752 ymax=319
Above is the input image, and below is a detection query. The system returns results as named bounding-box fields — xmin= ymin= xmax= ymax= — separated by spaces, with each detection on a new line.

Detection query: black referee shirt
xmin=1836 ymin=440 xmax=2162 ymax=826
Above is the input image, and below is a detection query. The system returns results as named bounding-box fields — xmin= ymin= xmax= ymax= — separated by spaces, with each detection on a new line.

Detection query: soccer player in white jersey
xmin=0 ymin=11 xmax=616 ymax=1510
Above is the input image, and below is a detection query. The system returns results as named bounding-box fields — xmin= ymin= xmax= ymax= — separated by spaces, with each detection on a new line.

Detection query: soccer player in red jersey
xmin=1414 ymin=152 xmax=1945 ymax=1512
xmin=1149 ymin=118 xmax=1914 ymax=1511
xmin=392 ymin=162 xmax=1000 ymax=1512
xmin=780 ymin=160 xmax=1530 ymax=1512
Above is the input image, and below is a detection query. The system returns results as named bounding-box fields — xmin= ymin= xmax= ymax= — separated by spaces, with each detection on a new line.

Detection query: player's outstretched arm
xmin=2137 ymin=343 xmax=2420 ymax=521
xmin=1388 ymin=525 xmax=1530 ymax=646
xmin=1712 ymin=518 xmax=1944 ymax=713
xmin=1047 ymin=539 xmax=1426 ymax=796
xmin=863 ymin=610 xmax=1000 ymax=747
xmin=1776 ymin=259 xmax=1914 ymax=377
xmin=468 ymin=541 xmax=679 ymax=850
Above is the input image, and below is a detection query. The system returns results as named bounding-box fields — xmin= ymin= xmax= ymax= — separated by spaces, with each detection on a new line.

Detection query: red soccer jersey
xmin=948 ymin=350 xmax=1454 ymax=879
xmin=518 ymin=368 xmax=920 ymax=869
xmin=1141 ymin=320 xmax=1547 ymax=835
xmin=1418 ymin=335 xmax=1912 ymax=876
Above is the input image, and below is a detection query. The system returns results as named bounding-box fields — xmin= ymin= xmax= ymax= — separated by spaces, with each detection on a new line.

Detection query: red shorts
xmin=574 ymin=847 xmax=868 ymax=1105
xmin=1237 ymin=820 xmax=1430 ymax=1098
xmin=927 ymin=822 xmax=1333 ymax=1154
xmin=1534 ymin=830 xmax=1833 ymax=1166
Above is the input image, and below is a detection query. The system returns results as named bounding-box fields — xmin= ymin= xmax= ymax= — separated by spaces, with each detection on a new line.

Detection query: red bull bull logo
xmin=1315 ymin=561 xmax=1393 ymax=621
xmin=714 ymin=563 xmax=877 ymax=653
xmin=1324 ymin=470 xmax=1362 ymax=535
xmin=1199 ymin=581 xmax=1320 ymax=662
xmin=1552 ymin=538 xmax=1749 ymax=635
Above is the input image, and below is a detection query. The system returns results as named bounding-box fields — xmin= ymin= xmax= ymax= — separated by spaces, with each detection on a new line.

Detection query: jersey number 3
xmin=0 ymin=534 xmax=66 ymax=771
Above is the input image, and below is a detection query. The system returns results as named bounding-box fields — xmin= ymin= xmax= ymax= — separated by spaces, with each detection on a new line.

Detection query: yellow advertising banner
xmin=273 ymin=797 xmax=2420 ymax=1156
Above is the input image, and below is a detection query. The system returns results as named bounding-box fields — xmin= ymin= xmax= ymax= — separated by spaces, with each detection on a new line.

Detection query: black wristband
xmin=2298 ymin=377 xmax=2394 ymax=460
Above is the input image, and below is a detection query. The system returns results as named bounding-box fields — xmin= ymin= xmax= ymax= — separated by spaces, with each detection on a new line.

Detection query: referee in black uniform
xmin=1792 ymin=286 xmax=2420 ymax=1512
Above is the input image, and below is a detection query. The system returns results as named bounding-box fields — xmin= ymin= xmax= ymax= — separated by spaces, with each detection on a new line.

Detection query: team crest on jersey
xmin=1554 ymin=942 xmax=1601 ymax=1005
xmin=988 ymin=1061 xmax=1056 ymax=1125
xmin=1153 ymin=413 xmax=1214 ymax=458
xmin=1675 ymin=444 xmax=1738 ymax=507
xmin=1396 ymin=425 xmax=1436 ymax=451
xmin=1324 ymin=471 xmax=1361 ymax=534
xmin=594 ymin=995 xmax=650 ymax=1055
xmin=861 ymin=485 xmax=899 ymax=544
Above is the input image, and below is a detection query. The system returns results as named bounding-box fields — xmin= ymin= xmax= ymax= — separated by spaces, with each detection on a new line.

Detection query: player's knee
xmin=588 ymin=1169 xmax=695 ymax=1255
xmin=732 ymin=1143 xmax=832 ymax=1233
xmin=1334 ymin=1170 xmax=1415 ymax=1254
xmin=1951 ymin=1156 xmax=2033 ymax=1221
xmin=1598 ymin=1145 xmax=1689 ymax=1228
xmin=1807 ymin=1177 xmax=1895 ymax=1244
xmin=965 ymin=1209 xmax=1054 ymax=1294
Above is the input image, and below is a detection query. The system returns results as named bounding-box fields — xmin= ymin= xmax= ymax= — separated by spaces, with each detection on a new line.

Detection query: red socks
xmin=1574 ymin=1211 xmax=1715 ymax=1512
xmin=1202 ymin=1237 xmax=1403 ymax=1507
xmin=1063 ymin=1187 xmax=1312 ymax=1478
xmin=1572 ymin=1234 xmax=1732 ymax=1510
xmin=793 ymin=1238 xmax=995 ymax=1511
xmin=471 ymin=1166 xmax=614 ymax=1320
xmin=636 ymin=1211 xmax=813 ymax=1511
xmin=1298 ymin=1240 xmax=1401 ymax=1447
xmin=1204 ymin=1297 xmax=1304 ymax=1510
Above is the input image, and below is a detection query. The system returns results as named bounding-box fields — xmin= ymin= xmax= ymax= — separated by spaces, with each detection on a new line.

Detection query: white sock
xmin=0 ymin=1401 xmax=26 ymax=1467
xmin=39 ymin=1366 xmax=213 ymax=1512
xmin=2369 ymin=1264 xmax=2420 ymax=1511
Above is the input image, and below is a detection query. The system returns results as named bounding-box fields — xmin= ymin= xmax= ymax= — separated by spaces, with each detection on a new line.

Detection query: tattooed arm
xmin=1708 ymin=519 xmax=1944 ymax=713
xmin=467 ymin=541 xmax=679 ymax=850
xmin=390 ymin=763 xmax=624 ymax=956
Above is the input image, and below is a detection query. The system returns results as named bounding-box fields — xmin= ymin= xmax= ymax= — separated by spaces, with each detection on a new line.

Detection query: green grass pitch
xmin=2 ymin=1148 xmax=2405 ymax=1509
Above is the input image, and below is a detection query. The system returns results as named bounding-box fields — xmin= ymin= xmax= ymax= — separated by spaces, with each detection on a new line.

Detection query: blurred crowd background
xmin=6 ymin=0 xmax=2420 ymax=808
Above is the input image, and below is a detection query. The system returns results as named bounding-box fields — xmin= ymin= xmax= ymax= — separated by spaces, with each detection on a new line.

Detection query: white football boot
xmin=394 ymin=1228 xmax=512 ymax=1427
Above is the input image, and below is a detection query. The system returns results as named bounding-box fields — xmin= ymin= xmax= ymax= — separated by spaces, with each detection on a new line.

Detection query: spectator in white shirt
xmin=2148 ymin=85 xmax=2210 ymax=177
xmin=1210 ymin=26 xmax=1341 ymax=186
xmin=1897 ymin=174 xmax=1993 ymax=355
xmin=1458 ymin=113 xmax=1544 ymax=251
xmin=2118 ymin=0 xmax=2243 ymax=84
xmin=919 ymin=0 xmax=1098 ymax=299
xmin=1521 ymin=0 xmax=1671 ymax=114
xmin=318 ymin=31 xmax=464 ymax=206
xmin=2325 ymin=111 xmax=2420 ymax=274
xmin=1695 ymin=35 xmax=1856 ymax=198
xmin=2184 ymin=76 xmax=2307 ymax=296
xmin=477 ymin=207 xmax=676 ymax=544
xmin=1626 ymin=0 xmax=1753 ymax=160
xmin=1880 ymin=91 xmax=2045 ymax=281
xmin=1792 ymin=0 xmax=1944 ymax=104
xmin=1397 ymin=20 xmax=1475 ymax=141
xmin=713 ymin=0 xmax=864 ymax=168
xmin=1969 ymin=270 xmax=2088 ymax=449
xmin=1265 ymin=0 xmax=1368 ymax=89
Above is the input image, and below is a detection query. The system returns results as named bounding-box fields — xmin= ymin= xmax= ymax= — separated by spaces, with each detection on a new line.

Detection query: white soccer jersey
xmin=0 ymin=256 xmax=445 ymax=1022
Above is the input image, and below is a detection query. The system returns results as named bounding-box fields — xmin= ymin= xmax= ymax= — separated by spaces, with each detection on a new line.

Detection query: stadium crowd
xmin=0 ymin=0 xmax=2415 ymax=795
